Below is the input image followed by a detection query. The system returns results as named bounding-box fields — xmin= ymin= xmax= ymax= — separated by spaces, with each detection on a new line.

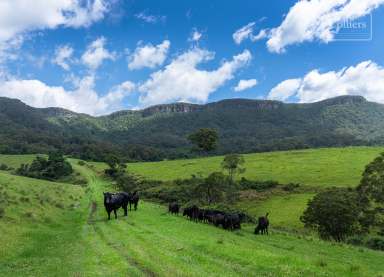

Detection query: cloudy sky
xmin=1 ymin=0 xmax=384 ymax=115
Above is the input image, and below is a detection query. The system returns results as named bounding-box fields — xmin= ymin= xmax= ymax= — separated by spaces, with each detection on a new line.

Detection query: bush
xmin=366 ymin=237 xmax=384 ymax=251
xmin=283 ymin=183 xmax=300 ymax=192
xmin=239 ymin=178 xmax=278 ymax=191
xmin=77 ymin=161 xmax=86 ymax=166
xmin=0 ymin=163 xmax=8 ymax=170
xmin=16 ymin=152 xmax=73 ymax=181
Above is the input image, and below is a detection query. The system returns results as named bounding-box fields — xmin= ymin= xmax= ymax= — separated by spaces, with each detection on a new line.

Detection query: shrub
xmin=77 ymin=161 xmax=86 ymax=166
xmin=239 ymin=178 xmax=278 ymax=191
xmin=283 ymin=183 xmax=300 ymax=192
xmin=16 ymin=152 xmax=73 ymax=181
xmin=0 ymin=163 xmax=8 ymax=170
xmin=366 ymin=237 xmax=384 ymax=251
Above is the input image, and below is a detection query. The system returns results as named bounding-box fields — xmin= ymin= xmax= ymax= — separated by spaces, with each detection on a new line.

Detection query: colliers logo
xmin=332 ymin=14 xmax=372 ymax=41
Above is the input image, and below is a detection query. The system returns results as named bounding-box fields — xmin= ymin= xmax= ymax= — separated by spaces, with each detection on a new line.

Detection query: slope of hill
xmin=120 ymin=147 xmax=383 ymax=187
xmin=2 ymin=95 xmax=384 ymax=161
xmin=0 ymin=161 xmax=383 ymax=276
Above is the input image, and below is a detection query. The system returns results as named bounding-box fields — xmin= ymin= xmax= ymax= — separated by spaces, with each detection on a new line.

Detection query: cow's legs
xmin=114 ymin=209 xmax=117 ymax=219
xmin=107 ymin=211 xmax=111 ymax=220
xmin=123 ymin=205 xmax=128 ymax=216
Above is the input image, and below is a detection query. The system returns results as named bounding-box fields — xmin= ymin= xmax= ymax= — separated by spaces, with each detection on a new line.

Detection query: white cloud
xmin=189 ymin=29 xmax=203 ymax=42
xmin=139 ymin=48 xmax=252 ymax=106
xmin=234 ymin=79 xmax=258 ymax=92
xmin=267 ymin=0 xmax=384 ymax=53
xmin=267 ymin=60 xmax=384 ymax=104
xmin=134 ymin=12 xmax=166 ymax=24
xmin=268 ymin=79 xmax=302 ymax=101
xmin=128 ymin=40 xmax=170 ymax=70
xmin=52 ymin=45 xmax=74 ymax=70
xmin=81 ymin=37 xmax=115 ymax=71
xmin=233 ymin=22 xmax=269 ymax=44
xmin=0 ymin=0 xmax=109 ymax=43
xmin=233 ymin=22 xmax=256 ymax=44
xmin=0 ymin=76 xmax=135 ymax=115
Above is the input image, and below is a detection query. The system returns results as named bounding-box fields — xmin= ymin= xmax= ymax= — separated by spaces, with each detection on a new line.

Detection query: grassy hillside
xmin=0 ymin=164 xmax=383 ymax=276
xmin=122 ymin=147 xmax=383 ymax=187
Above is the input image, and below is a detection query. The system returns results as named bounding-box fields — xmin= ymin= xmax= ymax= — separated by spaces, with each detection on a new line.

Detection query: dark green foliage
xmin=115 ymin=172 xmax=142 ymax=193
xmin=221 ymin=154 xmax=245 ymax=182
xmin=0 ymin=164 xmax=8 ymax=170
xmin=16 ymin=153 xmax=73 ymax=181
xmin=358 ymin=152 xmax=384 ymax=204
xmin=301 ymin=188 xmax=368 ymax=241
xmin=194 ymin=172 xmax=227 ymax=205
xmin=366 ymin=237 xmax=384 ymax=251
xmin=239 ymin=178 xmax=279 ymax=191
xmin=104 ymin=155 xmax=126 ymax=178
xmin=2 ymin=95 xmax=384 ymax=162
xmin=188 ymin=128 xmax=218 ymax=153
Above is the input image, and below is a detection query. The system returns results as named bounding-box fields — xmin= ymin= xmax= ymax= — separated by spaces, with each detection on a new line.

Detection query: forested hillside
xmin=1 ymin=95 xmax=384 ymax=161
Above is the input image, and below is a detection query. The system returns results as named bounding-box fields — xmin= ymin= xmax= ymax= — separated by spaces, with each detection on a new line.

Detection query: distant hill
xmin=1 ymin=95 xmax=384 ymax=161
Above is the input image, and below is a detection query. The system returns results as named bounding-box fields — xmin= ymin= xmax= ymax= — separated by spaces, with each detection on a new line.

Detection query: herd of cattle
xmin=103 ymin=192 xmax=269 ymax=235
xmin=169 ymin=202 xmax=269 ymax=234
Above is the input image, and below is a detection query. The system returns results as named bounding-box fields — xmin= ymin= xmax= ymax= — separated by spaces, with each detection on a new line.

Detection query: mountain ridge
xmin=0 ymin=95 xmax=383 ymax=161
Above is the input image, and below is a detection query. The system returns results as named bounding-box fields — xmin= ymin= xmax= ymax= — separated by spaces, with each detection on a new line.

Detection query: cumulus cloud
xmin=0 ymin=75 xmax=135 ymax=115
xmin=128 ymin=40 xmax=170 ymax=70
xmin=267 ymin=0 xmax=384 ymax=53
xmin=267 ymin=61 xmax=384 ymax=104
xmin=234 ymin=79 xmax=258 ymax=92
xmin=134 ymin=11 xmax=166 ymax=24
xmin=52 ymin=45 xmax=74 ymax=70
xmin=139 ymin=48 xmax=252 ymax=106
xmin=0 ymin=0 xmax=109 ymax=43
xmin=268 ymin=79 xmax=302 ymax=101
xmin=81 ymin=37 xmax=115 ymax=71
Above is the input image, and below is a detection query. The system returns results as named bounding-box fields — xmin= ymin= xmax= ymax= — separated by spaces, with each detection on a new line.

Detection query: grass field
xmin=119 ymin=147 xmax=384 ymax=187
xmin=0 ymin=163 xmax=383 ymax=276
xmin=238 ymin=193 xmax=316 ymax=230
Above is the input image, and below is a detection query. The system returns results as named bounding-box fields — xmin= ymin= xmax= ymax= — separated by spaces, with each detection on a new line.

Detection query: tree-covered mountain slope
xmin=1 ymin=95 xmax=384 ymax=160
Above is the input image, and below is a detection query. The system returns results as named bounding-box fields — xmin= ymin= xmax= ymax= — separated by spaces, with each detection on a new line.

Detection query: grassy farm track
xmin=1 ymin=163 xmax=384 ymax=276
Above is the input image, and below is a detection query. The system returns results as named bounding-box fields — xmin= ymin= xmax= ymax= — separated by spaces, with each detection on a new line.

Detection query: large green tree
xmin=301 ymin=188 xmax=368 ymax=242
xmin=188 ymin=128 xmax=218 ymax=153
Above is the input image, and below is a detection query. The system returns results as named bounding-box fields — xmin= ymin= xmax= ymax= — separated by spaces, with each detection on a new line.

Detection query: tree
xmin=104 ymin=155 xmax=126 ymax=178
xmin=116 ymin=171 xmax=142 ymax=192
xmin=221 ymin=154 xmax=245 ymax=183
xmin=195 ymin=172 xmax=227 ymax=205
xmin=188 ymin=128 xmax=218 ymax=153
xmin=301 ymin=188 xmax=368 ymax=242
xmin=357 ymin=152 xmax=384 ymax=204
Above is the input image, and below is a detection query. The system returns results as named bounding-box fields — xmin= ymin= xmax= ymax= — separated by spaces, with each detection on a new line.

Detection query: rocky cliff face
xmin=141 ymin=102 xmax=202 ymax=117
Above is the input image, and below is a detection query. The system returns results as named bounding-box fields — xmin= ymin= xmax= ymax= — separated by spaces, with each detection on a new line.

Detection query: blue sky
xmin=0 ymin=0 xmax=384 ymax=115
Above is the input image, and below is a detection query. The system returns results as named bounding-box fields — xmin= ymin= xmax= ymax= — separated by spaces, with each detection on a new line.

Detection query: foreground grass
xmin=0 ymin=164 xmax=383 ymax=276
xmin=121 ymin=147 xmax=384 ymax=187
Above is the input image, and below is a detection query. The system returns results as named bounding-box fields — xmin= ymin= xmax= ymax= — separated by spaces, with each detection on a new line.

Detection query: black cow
xmin=223 ymin=213 xmax=242 ymax=230
xmin=254 ymin=213 xmax=269 ymax=235
xmin=128 ymin=191 xmax=139 ymax=211
xmin=103 ymin=192 xmax=130 ymax=220
xmin=183 ymin=205 xmax=199 ymax=221
xmin=168 ymin=202 xmax=180 ymax=215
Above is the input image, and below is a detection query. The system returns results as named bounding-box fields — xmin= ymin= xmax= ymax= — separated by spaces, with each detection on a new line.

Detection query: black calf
xmin=103 ymin=192 xmax=130 ymax=220
xmin=255 ymin=213 xmax=269 ymax=235
xmin=128 ymin=191 xmax=139 ymax=211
